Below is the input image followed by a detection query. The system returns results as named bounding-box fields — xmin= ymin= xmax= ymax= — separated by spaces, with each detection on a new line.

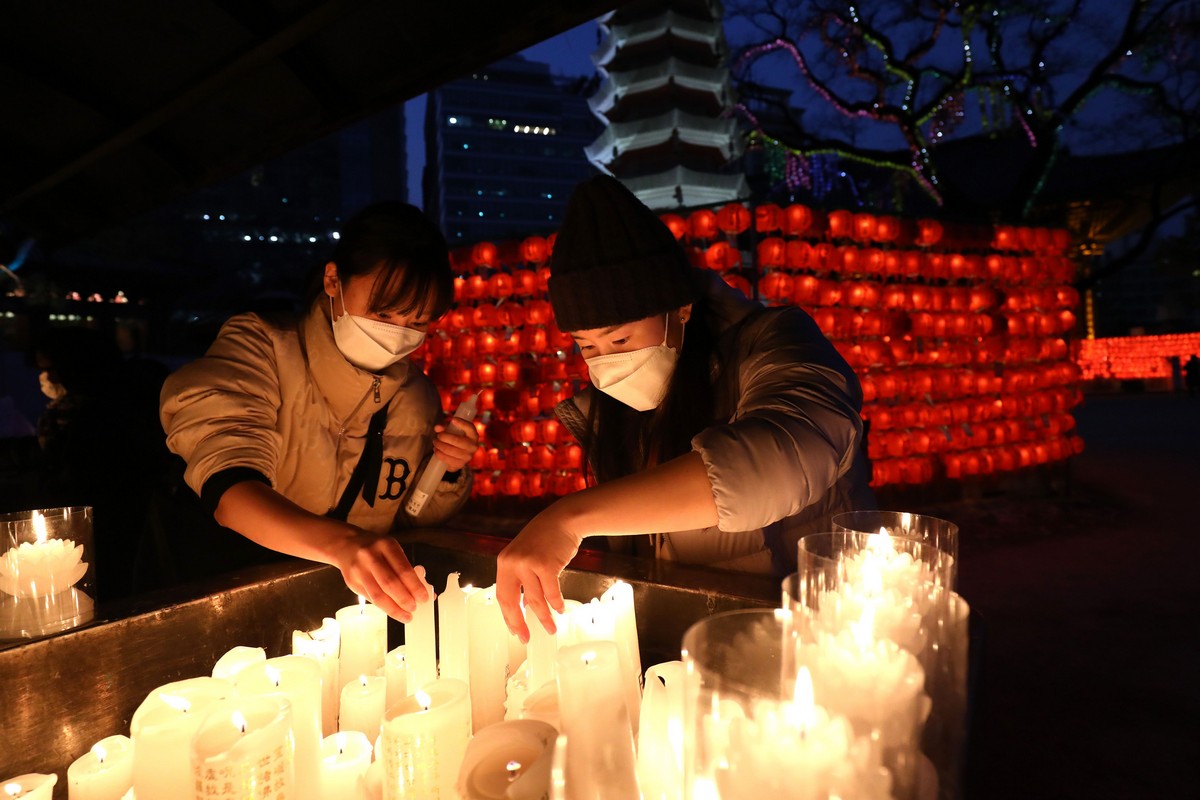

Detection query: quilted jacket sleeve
xmin=160 ymin=314 xmax=284 ymax=497
xmin=691 ymin=307 xmax=864 ymax=532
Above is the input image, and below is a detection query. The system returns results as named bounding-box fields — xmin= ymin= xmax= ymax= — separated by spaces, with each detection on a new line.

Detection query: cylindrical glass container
xmin=0 ymin=506 xmax=95 ymax=639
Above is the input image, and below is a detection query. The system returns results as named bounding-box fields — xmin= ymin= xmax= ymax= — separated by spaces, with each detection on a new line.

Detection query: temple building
xmin=586 ymin=0 xmax=749 ymax=209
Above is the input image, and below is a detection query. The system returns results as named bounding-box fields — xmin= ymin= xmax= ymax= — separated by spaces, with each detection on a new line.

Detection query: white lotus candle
xmin=379 ymin=679 xmax=472 ymax=800
xmin=235 ymin=656 xmax=323 ymax=800
xmin=190 ymin=696 xmax=295 ymax=800
xmin=292 ymin=617 xmax=341 ymax=736
xmin=0 ymin=510 xmax=87 ymax=598
xmin=404 ymin=567 xmax=437 ymax=692
xmin=340 ymin=674 xmax=387 ymax=739
xmin=384 ymin=645 xmax=408 ymax=712
xmin=319 ymin=731 xmax=372 ymax=799
xmin=337 ymin=596 xmax=387 ymax=692
xmin=130 ymin=676 xmax=233 ymax=800
xmin=67 ymin=735 xmax=133 ymax=800
xmin=467 ymin=585 xmax=509 ymax=731
xmin=1 ymin=774 xmax=56 ymax=799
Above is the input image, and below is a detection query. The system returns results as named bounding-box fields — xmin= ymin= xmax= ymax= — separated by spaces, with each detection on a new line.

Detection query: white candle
xmin=336 ymin=596 xmax=387 ymax=692
xmin=404 ymin=567 xmax=437 ymax=692
xmin=235 ymin=656 xmax=323 ymax=800
xmin=360 ymin=760 xmax=384 ymax=800
xmin=130 ymin=677 xmax=233 ymax=800
xmin=2 ymin=774 xmax=57 ymax=799
xmin=524 ymin=603 xmax=559 ymax=691
xmin=384 ymin=645 xmax=408 ymax=712
xmin=555 ymin=642 xmax=639 ymax=799
xmin=67 ymin=735 xmax=133 ymax=800
xmin=467 ymin=585 xmax=509 ymax=731
xmin=379 ymin=679 xmax=472 ymax=800
xmin=292 ymin=617 xmax=341 ymax=736
xmin=600 ymin=580 xmax=642 ymax=735
xmin=456 ymin=719 xmax=557 ymax=800
xmin=436 ymin=573 xmax=471 ymax=684
xmin=211 ymin=645 xmax=265 ymax=680
xmin=518 ymin=682 xmax=561 ymax=732
xmin=553 ymin=599 xmax=583 ymax=649
xmin=637 ymin=661 xmax=684 ymax=800
xmin=319 ymin=731 xmax=372 ymax=799
xmin=340 ymin=674 xmax=387 ymax=739
xmin=190 ymin=695 xmax=295 ymax=800
xmin=0 ymin=510 xmax=87 ymax=598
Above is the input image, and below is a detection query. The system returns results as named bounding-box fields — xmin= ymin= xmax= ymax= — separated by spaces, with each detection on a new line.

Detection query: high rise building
xmin=423 ymin=56 xmax=602 ymax=245
xmin=587 ymin=0 xmax=748 ymax=209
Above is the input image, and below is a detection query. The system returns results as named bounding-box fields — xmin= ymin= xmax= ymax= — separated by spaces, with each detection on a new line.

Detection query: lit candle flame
xmin=415 ymin=690 xmax=431 ymax=711
xmin=852 ymin=605 xmax=876 ymax=650
xmin=92 ymin=743 xmax=107 ymax=764
xmin=359 ymin=674 xmax=369 ymax=688
xmin=232 ymin=710 xmax=248 ymax=734
xmin=5 ymin=783 xmax=22 ymax=798
xmin=335 ymin=732 xmax=346 ymax=755
xmin=265 ymin=664 xmax=282 ymax=687
xmin=868 ymin=525 xmax=895 ymax=554
xmin=357 ymin=595 xmax=367 ymax=613
xmin=160 ymin=693 xmax=191 ymax=713
xmin=32 ymin=510 xmax=47 ymax=545
xmin=790 ymin=666 xmax=818 ymax=733
xmin=581 ymin=650 xmax=596 ymax=667
xmin=506 ymin=760 xmax=522 ymax=781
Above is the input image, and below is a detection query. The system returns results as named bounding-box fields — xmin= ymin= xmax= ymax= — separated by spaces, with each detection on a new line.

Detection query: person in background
xmin=495 ymin=175 xmax=875 ymax=641
xmin=160 ymin=203 xmax=477 ymax=621
xmin=30 ymin=326 xmax=169 ymax=601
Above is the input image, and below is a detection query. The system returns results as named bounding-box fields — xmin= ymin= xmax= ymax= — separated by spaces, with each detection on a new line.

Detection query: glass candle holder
xmin=0 ymin=506 xmax=95 ymax=640
xmin=680 ymin=608 xmax=891 ymax=800
xmin=831 ymin=511 xmax=960 ymax=587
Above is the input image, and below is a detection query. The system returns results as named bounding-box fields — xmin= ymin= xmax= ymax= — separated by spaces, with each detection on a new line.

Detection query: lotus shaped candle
xmin=0 ymin=510 xmax=88 ymax=598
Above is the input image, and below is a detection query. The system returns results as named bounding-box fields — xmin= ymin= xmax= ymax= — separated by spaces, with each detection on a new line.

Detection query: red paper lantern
xmin=915 ymin=219 xmax=943 ymax=246
xmin=471 ymin=241 xmax=498 ymax=268
xmin=757 ymin=237 xmax=787 ymax=268
xmin=781 ymin=204 xmax=814 ymax=236
xmin=525 ymin=300 xmax=552 ymax=326
xmin=827 ymin=210 xmax=853 ymax=239
xmin=487 ymin=273 xmax=514 ymax=300
xmin=852 ymin=213 xmax=878 ymax=242
xmin=471 ymin=304 xmax=496 ymax=329
xmin=507 ymin=444 xmax=532 ymax=470
xmin=723 ymin=274 xmax=753 ymax=297
xmin=874 ymin=216 xmax=901 ymax=242
xmin=520 ymin=236 xmax=549 ymax=264
xmin=512 ymin=269 xmax=537 ymax=298
xmin=539 ymin=418 xmax=563 ymax=445
xmin=755 ymin=204 xmax=782 ymax=233
xmin=453 ymin=276 xmax=466 ymax=302
xmin=716 ymin=203 xmax=751 ymax=234
xmin=792 ymin=275 xmax=820 ymax=306
xmin=785 ymin=240 xmax=812 ymax=270
xmin=465 ymin=275 xmax=487 ymax=301
xmin=705 ymin=242 xmax=740 ymax=271
xmin=511 ymin=419 xmax=538 ymax=444
xmin=536 ymin=267 xmax=552 ymax=294
xmin=688 ymin=209 xmax=719 ymax=240
xmin=660 ymin=213 xmax=688 ymax=240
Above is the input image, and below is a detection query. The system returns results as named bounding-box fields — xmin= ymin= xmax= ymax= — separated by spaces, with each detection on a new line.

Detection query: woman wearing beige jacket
xmin=161 ymin=203 xmax=477 ymax=621
xmin=495 ymin=176 xmax=874 ymax=641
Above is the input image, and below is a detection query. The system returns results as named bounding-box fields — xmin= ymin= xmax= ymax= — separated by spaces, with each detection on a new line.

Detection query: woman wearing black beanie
xmin=496 ymin=175 xmax=874 ymax=641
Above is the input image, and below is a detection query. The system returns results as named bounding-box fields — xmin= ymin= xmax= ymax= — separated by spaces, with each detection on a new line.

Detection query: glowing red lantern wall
xmin=418 ymin=204 xmax=1085 ymax=497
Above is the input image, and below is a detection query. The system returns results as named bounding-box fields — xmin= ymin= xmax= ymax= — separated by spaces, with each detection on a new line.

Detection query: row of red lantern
xmin=811 ymin=308 xmax=1063 ymax=345
xmin=470 ymin=442 xmax=584 ymax=473
xmin=436 ymin=299 xmax=555 ymax=331
xmin=437 ymin=383 xmax=577 ymax=420
xmin=456 ymin=236 xmax=556 ymax=271
xmin=1003 ymin=286 xmax=1080 ymax=312
xmin=861 ymin=366 xmax=1081 ymax=403
xmin=451 ymin=269 xmax=551 ymax=302
xmin=425 ymin=327 xmax=578 ymax=362
xmin=427 ymin=358 xmax=588 ymax=393
xmin=474 ymin=469 xmax=588 ymax=499
xmin=1004 ymin=309 xmax=1077 ymax=337
xmin=867 ymin=402 xmax=1078 ymax=439
xmin=483 ymin=416 xmax=574 ymax=448
xmin=838 ymin=334 xmax=1075 ymax=371
xmin=776 ymin=277 xmax=1004 ymax=312
xmin=871 ymin=434 xmax=1083 ymax=487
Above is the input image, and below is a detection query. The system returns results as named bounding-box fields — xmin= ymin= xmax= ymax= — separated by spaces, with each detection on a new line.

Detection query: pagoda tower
xmin=586 ymin=0 xmax=748 ymax=209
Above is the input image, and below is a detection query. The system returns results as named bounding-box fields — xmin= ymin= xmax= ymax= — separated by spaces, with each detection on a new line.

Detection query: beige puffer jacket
xmin=556 ymin=272 xmax=874 ymax=575
xmin=160 ymin=300 xmax=471 ymax=533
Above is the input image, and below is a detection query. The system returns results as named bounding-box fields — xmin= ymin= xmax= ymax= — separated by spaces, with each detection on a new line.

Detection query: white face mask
xmin=584 ymin=314 xmax=682 ymax=411
xmin=330 ymin=287 xmax=426 ymax=372
xmin=38 ymin=371 xmax=66 ymax=401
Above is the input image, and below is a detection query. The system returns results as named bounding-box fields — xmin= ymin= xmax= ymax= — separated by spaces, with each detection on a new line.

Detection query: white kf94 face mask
xmin=330 ymin=287 xmax=426 ymax=372
xmin=584 ymin=313 xmax=682 ymax=411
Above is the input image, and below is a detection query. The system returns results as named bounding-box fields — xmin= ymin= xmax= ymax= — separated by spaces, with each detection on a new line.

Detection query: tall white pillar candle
xmin=525 ymin=604 xmax=559 ymax=691
xmin=319 ymin=731 xmax=372 ymax=799
xmin=379 ymin=679 xmax=472 ymax=800
xmin=384 ymin=645 xmax=408 ymax=712
xmin=190 ymin=695 xmax=295 ymax=800
xmin=67 ymin=735 xmax=133 ymax=800
xmin=130 ymin=676 xmax=233 ymax=800
xmin=340 ymin=674 xmax=387 ymax=740
xmin=555 ymin=641 xmax=639 ymax=799
xmin=336 ymin=596 xmax=387 ymax=692
xmin=436 ymin=573 xmax=471 ymax=684
xmin=467 ymin=585 xmax=509 ymax=731
xmin=601 ymin=580 xmax=643 ymax=734
xmin=404 ymin=567 xmax=437 ymax=692
xmin=637 ymin=661 xmax=684 ymax=800
xmin=292 ymin=617 xmax=341 ymax=736
xmin=235 ymin=656 xmax=323 ymax=800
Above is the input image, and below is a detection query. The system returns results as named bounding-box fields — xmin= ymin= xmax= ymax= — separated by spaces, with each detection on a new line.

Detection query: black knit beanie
xmin=548 ymin=174 xmax=697 ymax=332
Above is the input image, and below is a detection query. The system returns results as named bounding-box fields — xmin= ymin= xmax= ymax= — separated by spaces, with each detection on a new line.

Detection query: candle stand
xmin=0 ymin=528 xmax=779 ymax=796
xmin=0 ymin=506 xmax=95 ymax=640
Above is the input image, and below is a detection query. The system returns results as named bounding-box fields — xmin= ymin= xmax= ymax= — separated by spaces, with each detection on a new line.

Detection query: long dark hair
xmin=583 ymin=272 xmax=720 ymax=484
xmin=305 ymin=202 xmax=454 ymax=320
